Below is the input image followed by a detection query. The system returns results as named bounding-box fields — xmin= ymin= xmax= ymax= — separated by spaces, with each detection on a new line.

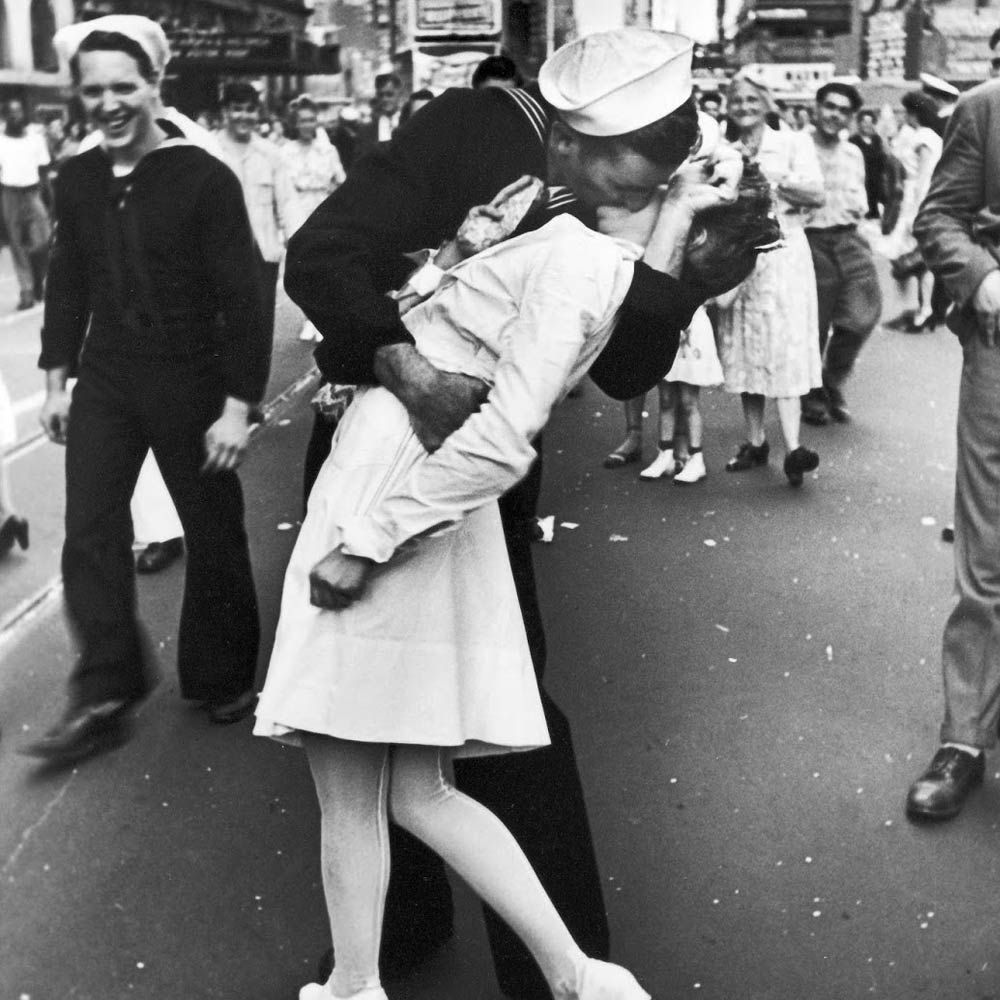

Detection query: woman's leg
xmin=742 ymin=393 xmax=766 ymax=446
xmin=303 ymin=734 xmax=393 ymax=998
xmin=640 ymin=384 xmax=678 ymax=478
xmin=656 ymin=382 xmax=677 ymax=450
xmin=604 ymin=396 xmax=644 ymax=466
xmin=775 ymin=396 xmax=801 ymax=453
xmin=389 ymin=745 xmax=589 ymax=997
xmin=679 ymin=384 xmax=702 ymax=450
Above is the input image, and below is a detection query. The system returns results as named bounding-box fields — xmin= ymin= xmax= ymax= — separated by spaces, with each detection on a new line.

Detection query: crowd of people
xmin=4 ymin=9 xmax=1000 ymax=1000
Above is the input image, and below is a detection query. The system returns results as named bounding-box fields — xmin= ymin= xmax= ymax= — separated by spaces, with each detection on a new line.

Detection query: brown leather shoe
xmin=22 ymin=699 xmax=134 ymax=765
xmin=906 ymin=746 xmax=985 ymax=821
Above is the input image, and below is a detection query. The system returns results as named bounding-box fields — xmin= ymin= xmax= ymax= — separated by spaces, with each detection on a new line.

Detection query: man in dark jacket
xmin=908 ymin=77 xmax=1000 ymax=822
xmin=287 ymin=28 xmax=740 ymax=1000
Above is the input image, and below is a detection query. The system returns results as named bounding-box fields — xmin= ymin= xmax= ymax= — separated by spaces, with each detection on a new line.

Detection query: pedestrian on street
xmin=0 ymin=365 xmax=28 ymax=557
xmin=217 ymin=81 xmax=297 ymax=343
xmin=618 ymin=305 xmax=723 ymax=483
xmin=284 ymin=26 xmax=744 ymax=1000
xmin=801 ymin=82 xmax=883 ymax=427
xmin=26 ymin=16 xmax=270 ymax=766
xmin=281 ymin=96 xmax=346 ymax=343
xmin=259 ymin=59 xmax=775 ymax=1000
xmin=907 ymin=76 xmax=1000 ymax=821
xmin=881 ymin=91 xmax=942 ymax=333
xmin=849 ymin=108 xmax=889 ymax=221
xmin=715 ymin=70 xmax=825 ymax=488
xmin=348 ymin=73 xmax=404 ymax=168
xmin=0 ymin=99 xmax=51 ymax=311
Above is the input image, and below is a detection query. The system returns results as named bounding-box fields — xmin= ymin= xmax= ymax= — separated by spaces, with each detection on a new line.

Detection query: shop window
xmin=32 ymin=0 xmax=58 ymax=71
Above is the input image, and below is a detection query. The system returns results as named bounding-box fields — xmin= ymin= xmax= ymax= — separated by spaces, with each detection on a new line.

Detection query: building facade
xmin=0 ymin=0 xmax=75 ymax=110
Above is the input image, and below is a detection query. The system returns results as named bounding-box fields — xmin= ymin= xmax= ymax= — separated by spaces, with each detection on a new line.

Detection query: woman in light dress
xmin=254 ymin=196 xmax=673 ymax=1000
xmin=715 ymin=72 xmax=826 ymax=488
xmin=282 ymin=98 xmax=346 ymax=341
xmin=884 ymin=91 xmax=943 ymax=331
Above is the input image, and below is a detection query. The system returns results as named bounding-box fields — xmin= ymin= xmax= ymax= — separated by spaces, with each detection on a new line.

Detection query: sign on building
xmin=742 ymin=61 xmax=836 ymax=97
xmin=410 ymin=0 xmax=502 ymax=37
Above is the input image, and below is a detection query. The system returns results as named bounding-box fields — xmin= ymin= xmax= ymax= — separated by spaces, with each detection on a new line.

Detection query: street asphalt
xmin=1 ymin=256 xmax=997 ymax=1000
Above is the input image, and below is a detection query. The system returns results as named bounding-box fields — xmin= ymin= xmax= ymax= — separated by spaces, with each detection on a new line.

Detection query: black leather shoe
xmin=22 ymin=699 xmax=134 ymax=765
xmin=783 ymin=446 xmax=819 ymax=487
xmin=136 ymin=537 xmax=184 ymax=574
xmin=0 ymin=515 xmax=28 ymax=557
xmin=316 ymin=919 xmax=455 ymax=984
xmin=206 ymin=690 xmax=257 ymax=724
xmin=725 ymin=440 xmax=769 ymax=472
xmin=906 ymin=746 xmax=985 ymax=821
xmin=825 ymin=386 xmax=851 ymax=424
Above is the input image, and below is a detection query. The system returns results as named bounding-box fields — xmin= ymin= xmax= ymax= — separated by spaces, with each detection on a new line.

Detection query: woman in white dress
xmin=715 ymin=72 xmax=826 ymax=487
xmin=282 ymin=98 xmax=346 ymax=342
xmin=257 ymin=202 xmax=654 ymax=1000
xmin=890 ymin=91 xmax=943 ymax=331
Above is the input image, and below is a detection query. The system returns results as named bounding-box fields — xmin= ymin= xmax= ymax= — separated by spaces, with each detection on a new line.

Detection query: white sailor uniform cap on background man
xmin=54 ymin=14 xmax=171 ymax=78
xmin=538 ymin=28 xmax=695 ymax=137
xmin=919 ymin=72 xmax=960 ymax=101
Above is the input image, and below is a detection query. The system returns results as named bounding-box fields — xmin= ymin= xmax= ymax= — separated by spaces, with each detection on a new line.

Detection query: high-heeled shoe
xmin=575 ymin=959 xmax=651 ymax=1000
xmin=0 ymin=515 xmax=28 ymax=558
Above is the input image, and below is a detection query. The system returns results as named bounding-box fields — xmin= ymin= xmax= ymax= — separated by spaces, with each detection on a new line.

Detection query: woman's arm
xmin=335 ymin=231 xmax=631 ymax=564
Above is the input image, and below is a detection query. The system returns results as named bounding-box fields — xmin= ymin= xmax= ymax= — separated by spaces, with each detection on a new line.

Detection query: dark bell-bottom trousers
xmin=62 ymin=352 xmax=260 ymax=708
xmin=303 ymin=410 xmax=609 ymax=998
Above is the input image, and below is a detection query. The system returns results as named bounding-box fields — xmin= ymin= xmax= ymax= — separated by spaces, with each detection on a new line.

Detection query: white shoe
xmin=299 ymin=985 xmax=387 ymax=1000
xmin=576 ymin=959 xmax=650 ymax=1000
xmin=639 ymin=448 xmax=675 ymax=479
xmin=673 ymin=451 xmax=706 ymax=484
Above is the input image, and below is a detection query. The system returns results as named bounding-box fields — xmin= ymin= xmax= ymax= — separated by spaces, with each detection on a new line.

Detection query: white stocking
xmin=389 ymin=745 xmax=587 ymax=998
xmin=303 ymin=735 xmax=391 ymax=998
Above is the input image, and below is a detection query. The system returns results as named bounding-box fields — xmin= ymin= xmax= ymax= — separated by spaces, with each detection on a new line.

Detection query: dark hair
xmin=374 ymin=73 xmax=402 ymax=91
xmin=682 ymin=159 xmax=782 ymax=296
xmin=857 ymin=108 xmax=877 ymax=123
xmin=70 ymin=30 xmax=156 ymax=84
xmin=399 ymin=89 xmax=436 ymax=125
xmin=222 ymin=81 xmax=260 ymax=109
xmin=901 ymin=89 xmax=939 ymax=129
xmin=816 ymin=81 xmax=862 ymax=112
xmin=570 ymin=94 xmax=699 ymax=169
xmin=292 ymin=96 xmax=316 ymax=115
xmin=471 ymin=54 xmax=522 ymax=89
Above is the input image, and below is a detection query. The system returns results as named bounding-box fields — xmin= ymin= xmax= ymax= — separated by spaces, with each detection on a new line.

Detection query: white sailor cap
xmin=54 ymin=15 xmax=171 ymax=78
xmin=539 ymin=28 xmax=694 ymax=137
xmin=920 ymin=72 xmax=959 ymax=100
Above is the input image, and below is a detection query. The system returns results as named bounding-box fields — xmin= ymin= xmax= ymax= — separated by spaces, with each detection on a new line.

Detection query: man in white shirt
xmin=0 ymin=100 xmax=51 ymax=310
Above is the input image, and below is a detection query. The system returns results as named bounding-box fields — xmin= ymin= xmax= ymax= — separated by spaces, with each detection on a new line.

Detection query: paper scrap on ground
xmin=536 ymin=515 xmax=555 ymax=543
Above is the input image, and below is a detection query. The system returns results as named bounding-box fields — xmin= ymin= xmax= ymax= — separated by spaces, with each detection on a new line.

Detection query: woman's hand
xmin=309 ymin=549 xmax=375 ymax=610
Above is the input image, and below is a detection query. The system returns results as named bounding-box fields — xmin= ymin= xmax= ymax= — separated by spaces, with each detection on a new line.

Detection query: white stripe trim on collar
xmin=503 ymin=88 xmax=547 ymax=148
